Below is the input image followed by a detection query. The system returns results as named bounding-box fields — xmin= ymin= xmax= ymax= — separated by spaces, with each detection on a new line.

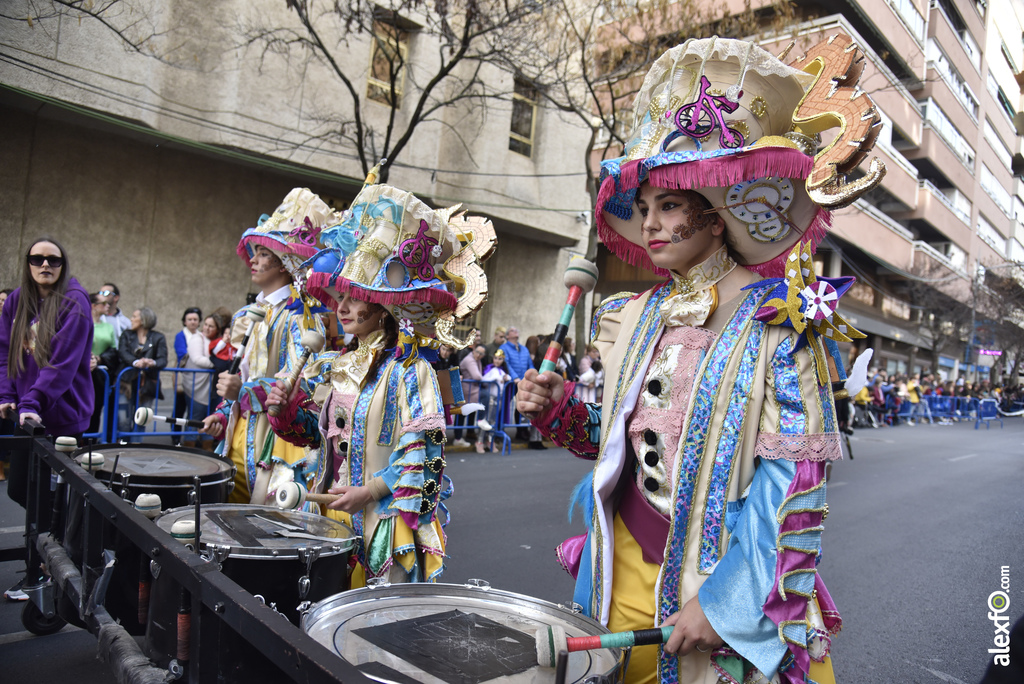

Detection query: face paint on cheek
xmin=670 ymin=202 xmax=715 ymax=243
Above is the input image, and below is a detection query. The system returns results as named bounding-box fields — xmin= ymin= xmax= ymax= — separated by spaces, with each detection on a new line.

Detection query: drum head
xmin=75 ymin=444 xmax=233 ymax=487
xmin=156 ymin=504 xmax=355 ymax=559
xmin=302 ymin=583 xmax=624 ymax=684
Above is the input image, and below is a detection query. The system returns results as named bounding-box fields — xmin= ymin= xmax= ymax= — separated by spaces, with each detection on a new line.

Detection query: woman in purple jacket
xmin=0 ymin=237 xmax=93 ymax=600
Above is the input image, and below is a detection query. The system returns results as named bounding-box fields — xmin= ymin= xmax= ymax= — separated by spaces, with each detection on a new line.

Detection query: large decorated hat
xmin=597 ymin=34 xmax=886 ymax=277
xmin=304 ymin=182 xmax=496 ymax=350
xmin=237 ymin=187 xmax=336 ymax=279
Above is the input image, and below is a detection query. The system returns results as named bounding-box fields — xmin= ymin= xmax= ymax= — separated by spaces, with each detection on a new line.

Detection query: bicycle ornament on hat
xmin=597 ymin=34 xmax=886 ymax=278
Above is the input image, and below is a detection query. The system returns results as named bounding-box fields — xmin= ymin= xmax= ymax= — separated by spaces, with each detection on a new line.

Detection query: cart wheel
xmin=21 ymin=600 xmax=67 ymax=636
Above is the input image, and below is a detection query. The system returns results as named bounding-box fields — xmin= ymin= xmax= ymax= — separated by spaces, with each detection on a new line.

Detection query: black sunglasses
xmin=27 ymin=254 xmax=65 ymax=268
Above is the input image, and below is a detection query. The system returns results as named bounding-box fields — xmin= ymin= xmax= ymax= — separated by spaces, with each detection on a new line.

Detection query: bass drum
xmin=62 ymin=444 xmax=235 ymax=634
xmin=147 ymin=504 xmax=356 ymax=683
xmin=302 ymin=581 xmax=627 ymax=684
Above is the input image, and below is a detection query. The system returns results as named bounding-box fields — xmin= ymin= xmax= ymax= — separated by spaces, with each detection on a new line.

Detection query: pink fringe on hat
xmin=646 ymin=147 xmax=814 ymax=192
xmin=306 ymin=271 xmax=459 ymax=313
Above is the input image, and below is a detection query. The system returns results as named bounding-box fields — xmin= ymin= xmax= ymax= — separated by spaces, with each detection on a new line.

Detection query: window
xmin=919 ymin=98 xmax=976 ymax=170
xmin=1001 ymin=42 xmax=1018 ymax=74
xmin=977 ymin=213 xmax=1006 ymax=254
xmin=926 ymin=39 xmax=979 ymax=119
xmin=985 ymin=70 xmax=1017 ymax=123
xmin=980 ymin=164 xmax=1013 ymax=216
xmin=367 ymin=21 xmax=409 ymax=107
xmin=887 ymin=0 xmax=926 ymax=42
xmin=983 ymin=119 xmax=1013 ymax=170
xmin=509 ymin=78 xmax=538 ymax=158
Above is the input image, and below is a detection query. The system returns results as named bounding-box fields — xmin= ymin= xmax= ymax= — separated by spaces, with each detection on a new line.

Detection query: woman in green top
xmin=88 ymin=292 xmax=117 ymax=438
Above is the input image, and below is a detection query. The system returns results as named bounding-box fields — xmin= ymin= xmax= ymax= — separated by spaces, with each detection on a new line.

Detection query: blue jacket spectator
xmin=499 ymin=326 xmax=533 ymax=381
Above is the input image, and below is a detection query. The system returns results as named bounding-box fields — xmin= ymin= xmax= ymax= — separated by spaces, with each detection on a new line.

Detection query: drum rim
xmin=157 ymin=504 xmax=357 ymax=558
xmin=301 ymin=582 xmax=626 ymax=679
xmin=73 ymin=444 xmax=236 ymax=483
xmin=301 ymin=581 xmax=615 ymax=639
xmin=104 ymin=476 xmax=236 ymax=489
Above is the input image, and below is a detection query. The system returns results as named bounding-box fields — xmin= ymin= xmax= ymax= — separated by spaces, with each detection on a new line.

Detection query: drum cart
xmin=0 ymin=425 xmax=374 ymax=684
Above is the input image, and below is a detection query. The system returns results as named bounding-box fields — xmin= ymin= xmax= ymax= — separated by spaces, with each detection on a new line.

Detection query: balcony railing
xmin=913 ymin=239 xmax=968 ymax=275
xmin=920 ymin=179 xmax=971 ymax=225
xmin=855 ymin=198 xmax=916 ymax=241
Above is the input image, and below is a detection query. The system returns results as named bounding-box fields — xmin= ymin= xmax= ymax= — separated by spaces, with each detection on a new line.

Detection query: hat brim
xmin=597 ymin=146 xmax=820 ymax=276
xmin=237 ymin=232 xmax=318 ymax=270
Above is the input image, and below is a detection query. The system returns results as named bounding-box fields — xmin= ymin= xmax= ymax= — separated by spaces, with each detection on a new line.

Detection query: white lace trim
xmin=754 ymin=431 xmax=843 ymax=462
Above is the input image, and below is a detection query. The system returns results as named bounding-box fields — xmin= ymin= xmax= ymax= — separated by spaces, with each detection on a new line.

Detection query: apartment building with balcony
xmin=0 ymin=3 xmax=593 ymax=337
xmin=778 ymin=0 xmax=1023 ymax=378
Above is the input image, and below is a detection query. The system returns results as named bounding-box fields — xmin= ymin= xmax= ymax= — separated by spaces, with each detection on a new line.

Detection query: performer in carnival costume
xmin=201 ymin=188 xmax=330 ymax=506
xmin=267 ymin=176 xmax=497 ymax=585
xmin=518 ymin=35 xmax=885 ymax=684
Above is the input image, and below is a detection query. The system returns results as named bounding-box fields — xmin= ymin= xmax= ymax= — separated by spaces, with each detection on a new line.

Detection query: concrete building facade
xmin=0 ymin=1 xmax=593 ymax=342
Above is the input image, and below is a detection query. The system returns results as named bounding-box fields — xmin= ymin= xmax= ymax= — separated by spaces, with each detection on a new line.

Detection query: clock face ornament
xmin=724 ymin=178 xmax=795 ymax=243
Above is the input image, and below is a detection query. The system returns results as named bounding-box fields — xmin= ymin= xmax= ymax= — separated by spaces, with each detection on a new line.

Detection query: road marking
xmin=0 ymin=525 xmax=24 ymax=535
xmin=920 ymin=666 xmax=968 ymax=684
xmin=0 ymin=624 xmax=78 ymax=645
xmin=948 ymin=453 xmax=980 ymax=462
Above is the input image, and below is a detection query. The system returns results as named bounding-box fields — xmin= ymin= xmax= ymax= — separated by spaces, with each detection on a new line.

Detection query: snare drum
xmin=61 ymin=445 xmax=235 ymax=634
xmin=78 ymin=444 xmax=235 ymax=507
xmin=302 ymin=582 xmax=627 ymax=684
xmin=146 ymin=505 xmax=356 ymax=679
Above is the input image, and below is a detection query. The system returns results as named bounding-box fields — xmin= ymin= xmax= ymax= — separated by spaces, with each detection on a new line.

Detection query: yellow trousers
xmin=608 ymin=512 xmax=836 ymax=684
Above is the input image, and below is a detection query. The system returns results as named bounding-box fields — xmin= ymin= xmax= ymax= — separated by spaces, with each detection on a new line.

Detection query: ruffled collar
xmin=332 ymin=329 xmax=386 ymax=390
xmin=659 ymin=246 xmax=736 ymax=328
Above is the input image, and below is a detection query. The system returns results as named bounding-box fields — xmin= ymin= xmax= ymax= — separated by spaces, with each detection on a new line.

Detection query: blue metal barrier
xmin=83 ymin=366 xmax=112 ymax=443
xmin=926 ymin=395 xmax=954 ymax=420
xmin=450 ymin=379 xmax=509 ymax=454
xmin=975 ymin=398 xmax=1004 ymax=430
xmin=111 ymin=366 xmax=215 ymax=442
xmin=499 ymin=382 xmax=534 ymax=455
xmin=956 ymin=397 xmax=978 ymax=421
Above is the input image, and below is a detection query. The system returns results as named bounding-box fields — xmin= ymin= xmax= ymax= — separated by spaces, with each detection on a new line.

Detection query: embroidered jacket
xmin=535 ymin=280 xmax=842 ymax=684
xmin=213 ymin=287 xmax=326 ymax=502
xmin=271 ymin=349 xmax=450 ymax=582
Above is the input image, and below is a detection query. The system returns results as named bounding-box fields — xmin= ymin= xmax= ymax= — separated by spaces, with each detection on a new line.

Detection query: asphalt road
xmin=1 ymin=418 xmax=1022 ymax=683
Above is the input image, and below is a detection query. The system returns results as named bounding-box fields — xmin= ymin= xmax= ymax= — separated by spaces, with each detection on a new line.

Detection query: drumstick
xmin=275 ymin=481 xmax=339 ymax=510
xmin=535 ymin=624 xmax=674 ymax=667
xmin=268 ymin=330 xmax=326 ymax=418
xmin=228 ymin=307 xmax=268 ymax=375
xmin=539 ymin=257 xmax=599 ymax=374
xmin=135 ymin=407 xmax=205 ymax=430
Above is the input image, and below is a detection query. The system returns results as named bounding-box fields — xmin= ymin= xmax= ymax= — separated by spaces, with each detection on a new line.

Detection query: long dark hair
xmin=362 ymin=306 xmax=399 ymax=390
xmin=7 ymin=236 xmax=75 ymax=376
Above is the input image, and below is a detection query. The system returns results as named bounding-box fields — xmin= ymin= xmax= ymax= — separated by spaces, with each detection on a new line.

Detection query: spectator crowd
xmin=851 ymin=368 xmax=1023 ymax=428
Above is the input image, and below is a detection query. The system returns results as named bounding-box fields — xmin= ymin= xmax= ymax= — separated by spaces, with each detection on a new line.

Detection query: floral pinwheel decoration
xmin=750 ymin=242 xmax=865 ymax=385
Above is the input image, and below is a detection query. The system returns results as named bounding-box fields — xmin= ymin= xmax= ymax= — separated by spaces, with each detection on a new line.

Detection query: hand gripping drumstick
xmin=539 ymin=258 xmax=599 ymax=374
xmin=267 ymin=330 xmax=326 ymax=418
xmin=275 ymin=481 xmax=339 ymax=510
xmin=135 ymin=406 xmax=205 ymax=430
xmin=228 ymin=307 xmax=268 ymax=376
xmin=535 ymin=624 xmax=674 ymax=667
